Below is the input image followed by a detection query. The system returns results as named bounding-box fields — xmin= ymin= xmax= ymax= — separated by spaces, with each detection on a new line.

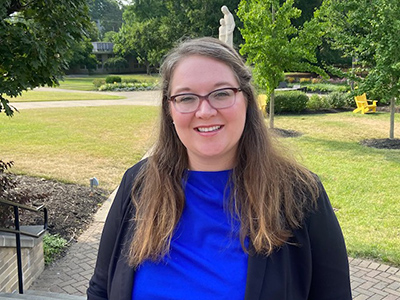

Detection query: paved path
xmin=24 ymin=89 xmax=400 ymax=299
xmin=13 ymin=89 xmax=161 ymax=110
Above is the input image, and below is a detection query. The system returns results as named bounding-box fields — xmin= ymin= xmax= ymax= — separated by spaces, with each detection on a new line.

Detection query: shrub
xmin=286 ymin=76 xmax=297 ymax=83
xmin=299 ymin=78 xmax=311 ymax=84
xmin=325 ymin=92 xmax=353 ymax=108
xmin=307 ymin=94 xmax=330 ymax=110
xmin=98 ymin=82 xmax=156 ymax=91
xmin=311 ymin=78 xmax=322 ymax=84
xmin=122 ymin=78 xmax=140 ymax=84
xmin=43 ymin=234 xmax=67 ymax=265
xmin=93 ymin=79 xmax=105 ymax=88
xmin=303 ymin=83 xmax=351 ymax=93
xmin=272 ymin=91 xmax=309 ymax=113
xmin=105 ymin=75 xmax=122 ymax=84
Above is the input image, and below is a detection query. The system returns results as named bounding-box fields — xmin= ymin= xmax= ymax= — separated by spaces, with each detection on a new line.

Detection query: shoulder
xmin=118 ymin=158 xmax=148 ymax=192
xmin=112 ymin=158 xmax=148 ymax=211
xmin=124 ymin=158 xmax=148 ymax=182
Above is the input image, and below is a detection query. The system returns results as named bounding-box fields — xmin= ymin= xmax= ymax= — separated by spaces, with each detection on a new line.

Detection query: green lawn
xmin=7 ymin=90 xmax=125 ymax=102
xmin=274 ymin=111 xmax=400 ymax=266
xmin=57 ymin=74 xmax=159 ymax=91
xmin=0 ymin=106 xmax=159 ymax=191
xmin=0 ymin=107 xmax=399 ymax=266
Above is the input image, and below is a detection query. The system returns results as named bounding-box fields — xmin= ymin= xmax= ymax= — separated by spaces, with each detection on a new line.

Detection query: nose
xmin=195 ymin=98 xmax=217 ymax=118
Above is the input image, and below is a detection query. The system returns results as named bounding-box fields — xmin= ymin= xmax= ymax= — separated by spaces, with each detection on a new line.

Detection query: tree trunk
xmin=269 ymin=91 xmax=275 ymax=129
xmin=146 ymin=62 xmax=151 ymax=75
xmin=389 ymin=97 xmax=395 ymax=139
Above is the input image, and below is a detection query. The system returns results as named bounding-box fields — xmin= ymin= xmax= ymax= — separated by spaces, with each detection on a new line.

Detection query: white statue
xmin=220 ymin=5 xmax=235 ymax=47
xmin=219 ymin=18 xmax=227 ymax=44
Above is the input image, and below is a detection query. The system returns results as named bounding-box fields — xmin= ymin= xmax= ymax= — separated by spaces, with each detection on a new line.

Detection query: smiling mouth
xmin=196 ymin=125 xmax=222 ymax=132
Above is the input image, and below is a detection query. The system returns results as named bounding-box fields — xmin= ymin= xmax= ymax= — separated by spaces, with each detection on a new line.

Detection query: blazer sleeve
xmin=307 ymin=181 xmax=352 ymax=299
xmin=87 ymin=160 xmax=146 ymax=300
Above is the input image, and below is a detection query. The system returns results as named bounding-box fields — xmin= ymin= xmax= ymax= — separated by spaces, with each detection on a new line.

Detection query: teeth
xmin=197 ymin=126 xmax=221 ymax=132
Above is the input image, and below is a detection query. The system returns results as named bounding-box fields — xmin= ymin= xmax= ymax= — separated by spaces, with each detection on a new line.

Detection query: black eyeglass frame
xmin=168 ymin=87 xmax=242 ymax=113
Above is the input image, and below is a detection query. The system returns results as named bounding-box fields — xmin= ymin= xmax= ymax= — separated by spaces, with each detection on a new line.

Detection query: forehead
xmin=170 ymin=55 xmax=238 ymax=93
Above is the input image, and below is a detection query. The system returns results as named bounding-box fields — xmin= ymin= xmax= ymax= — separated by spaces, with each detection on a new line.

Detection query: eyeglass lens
xmin=172 ymin=88 xmax=239 ymax=113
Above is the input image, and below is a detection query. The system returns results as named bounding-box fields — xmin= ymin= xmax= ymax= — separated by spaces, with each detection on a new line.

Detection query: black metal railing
xmin=0 ymin=198 xmax=48 ymax=294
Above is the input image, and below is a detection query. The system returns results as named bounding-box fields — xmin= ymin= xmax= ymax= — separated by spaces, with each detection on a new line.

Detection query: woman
xmin=87 ymin=37 xmax=352 ymax=300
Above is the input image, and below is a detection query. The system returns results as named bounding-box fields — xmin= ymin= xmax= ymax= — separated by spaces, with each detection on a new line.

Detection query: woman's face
xmin=169 ymin=55 xmax=247 ymax=171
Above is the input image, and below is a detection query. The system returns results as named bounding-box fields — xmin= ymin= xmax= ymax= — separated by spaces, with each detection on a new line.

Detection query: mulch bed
xmin=271 ymin=128 xmax=303 ymax=138
xmin=3 ymin=174 xmax=108 ymax=243
xmin=360 ymin=138 xmax=400 ymax=149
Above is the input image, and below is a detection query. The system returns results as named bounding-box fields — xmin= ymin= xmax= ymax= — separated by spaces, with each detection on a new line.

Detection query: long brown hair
xmin=129 ymin=37 xmax=318 ymax=266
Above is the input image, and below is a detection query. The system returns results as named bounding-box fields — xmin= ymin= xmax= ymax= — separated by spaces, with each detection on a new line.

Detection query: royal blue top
xmin=132 ymin=170 xmax=248 ymax=299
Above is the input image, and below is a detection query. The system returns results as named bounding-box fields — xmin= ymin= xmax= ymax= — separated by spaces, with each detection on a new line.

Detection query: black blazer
xmin=87 ymin=160 xmax=352 ymax=300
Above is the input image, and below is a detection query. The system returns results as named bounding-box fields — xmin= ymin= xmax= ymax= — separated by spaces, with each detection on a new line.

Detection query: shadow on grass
xmin=299 ymin=136 xmax=400 ymax=164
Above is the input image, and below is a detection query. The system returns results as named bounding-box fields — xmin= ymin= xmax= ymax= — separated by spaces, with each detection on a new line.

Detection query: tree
xmin=238 ymin=0 xmax=326 ymax=128
xmin=66 ymin=21 xmax=100 ymax=72
xmin=104 ymin=56 xmax=128 ymax=71
xmin=66 ymin=38 xmax=99 ymax=73
xmin=0 ymin=0 xmax=91 ymax=116
xmin=88 ymin=0 xmax=123 ymax=38
xmin=114 ymin=0 xmax=243 ymax=74
xmin=102 ymin=30 xmax=118 ymax=43
xmin=113 ymin=1 xmax=169 ymax=74
xmin=114 ymin=16 xmax=171 ymax=74
xmin=318 ymin=0 xmax=400 ymax=139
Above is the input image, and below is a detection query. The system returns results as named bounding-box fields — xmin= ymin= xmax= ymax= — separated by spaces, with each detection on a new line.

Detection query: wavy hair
xmin=129 ymin=37 xmax=318 ymax=267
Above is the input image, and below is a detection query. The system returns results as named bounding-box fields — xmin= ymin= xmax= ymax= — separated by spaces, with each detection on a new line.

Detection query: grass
xmin=0 ymin=105 xmax=159 ymax=191
xmin=274 ymin=111 xmax=400 ymax=266
xmin=6 ymin=90 xmax=125 ymax=102
xmin=57 ymin=74 xmax=159 ymax=91
xmin=1 ymin=106 xmax=399 ymax=266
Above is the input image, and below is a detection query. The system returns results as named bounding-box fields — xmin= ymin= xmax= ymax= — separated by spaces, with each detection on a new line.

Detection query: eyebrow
xmin=171 ymin=82 xmax=237 ymax=95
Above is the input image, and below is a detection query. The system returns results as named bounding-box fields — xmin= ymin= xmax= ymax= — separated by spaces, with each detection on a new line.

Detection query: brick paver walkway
xmin=350 ymin=258 xmax=400 ymax=299
xmin=29 ymin=191 xmax=115 ymax=296
xmin=30 ymin=189 xmax=400 ymax=299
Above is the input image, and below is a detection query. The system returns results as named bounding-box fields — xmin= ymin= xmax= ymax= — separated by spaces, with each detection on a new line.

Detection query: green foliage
xmin=238 ymin=0 xmax=327 ymax=96
xmin=98 ymin=82 xmax=156 ymax=91
xmin=93 ymin=79 xmax=106 ymax=88
xmin=103 ymin=57 xmax=128 ymax=71
xmin=302 ymin=83 xmax=351 ymax=93
xmin=105 ymin=76 xmax=122 ymax=84
xmin=238 ymin=0 xmax=327 ymax=127
xmin=88 ymin=0 xmax=123 ymax=38
xmin=66 ymin=37 xmax=99 ymax=71
xmin=102 ymin=31 xmax=118 ymax=43
xmin=122 ymin=78 xmax=140 ymax=84
xmin=317 ymin=0 xmax=400 ymax=137
xmin=291 ymin=0 xmax=323 ymax=28
xmin=307 ymin=94 xmax=329 ymax=110
xmin=271 ymin=91 xmax=309 ymax=113
xmin=0 ymin=0 xmax=92 ymax=116
xmin=114 ymin=17 xmax=170 ymax=75
xmin=325 ymin=92 xmax=352 ymax=109
xmin=115 ymin=1 xmax=242 ymax=74
xmin=43 ymin=234 xmax=67 ymax=265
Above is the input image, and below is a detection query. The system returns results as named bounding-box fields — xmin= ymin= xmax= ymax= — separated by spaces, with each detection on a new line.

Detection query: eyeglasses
xmin=169 ymin=87 xmax=242 ymax=113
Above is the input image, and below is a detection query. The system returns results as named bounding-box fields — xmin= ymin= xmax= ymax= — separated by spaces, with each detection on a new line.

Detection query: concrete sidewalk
xmin=29 ymin=189 xmax=400 ymax=299
xmin=12 ymin=89 xmax=161 ymax=110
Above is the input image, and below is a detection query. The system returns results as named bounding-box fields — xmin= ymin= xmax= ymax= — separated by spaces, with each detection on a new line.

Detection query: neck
xmin=188 ymin=155 xmax=235 ymax=171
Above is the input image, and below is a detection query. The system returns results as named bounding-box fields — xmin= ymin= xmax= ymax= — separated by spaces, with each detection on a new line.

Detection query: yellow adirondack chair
xmin=353 ymin=93 xmax=377 ymax=114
